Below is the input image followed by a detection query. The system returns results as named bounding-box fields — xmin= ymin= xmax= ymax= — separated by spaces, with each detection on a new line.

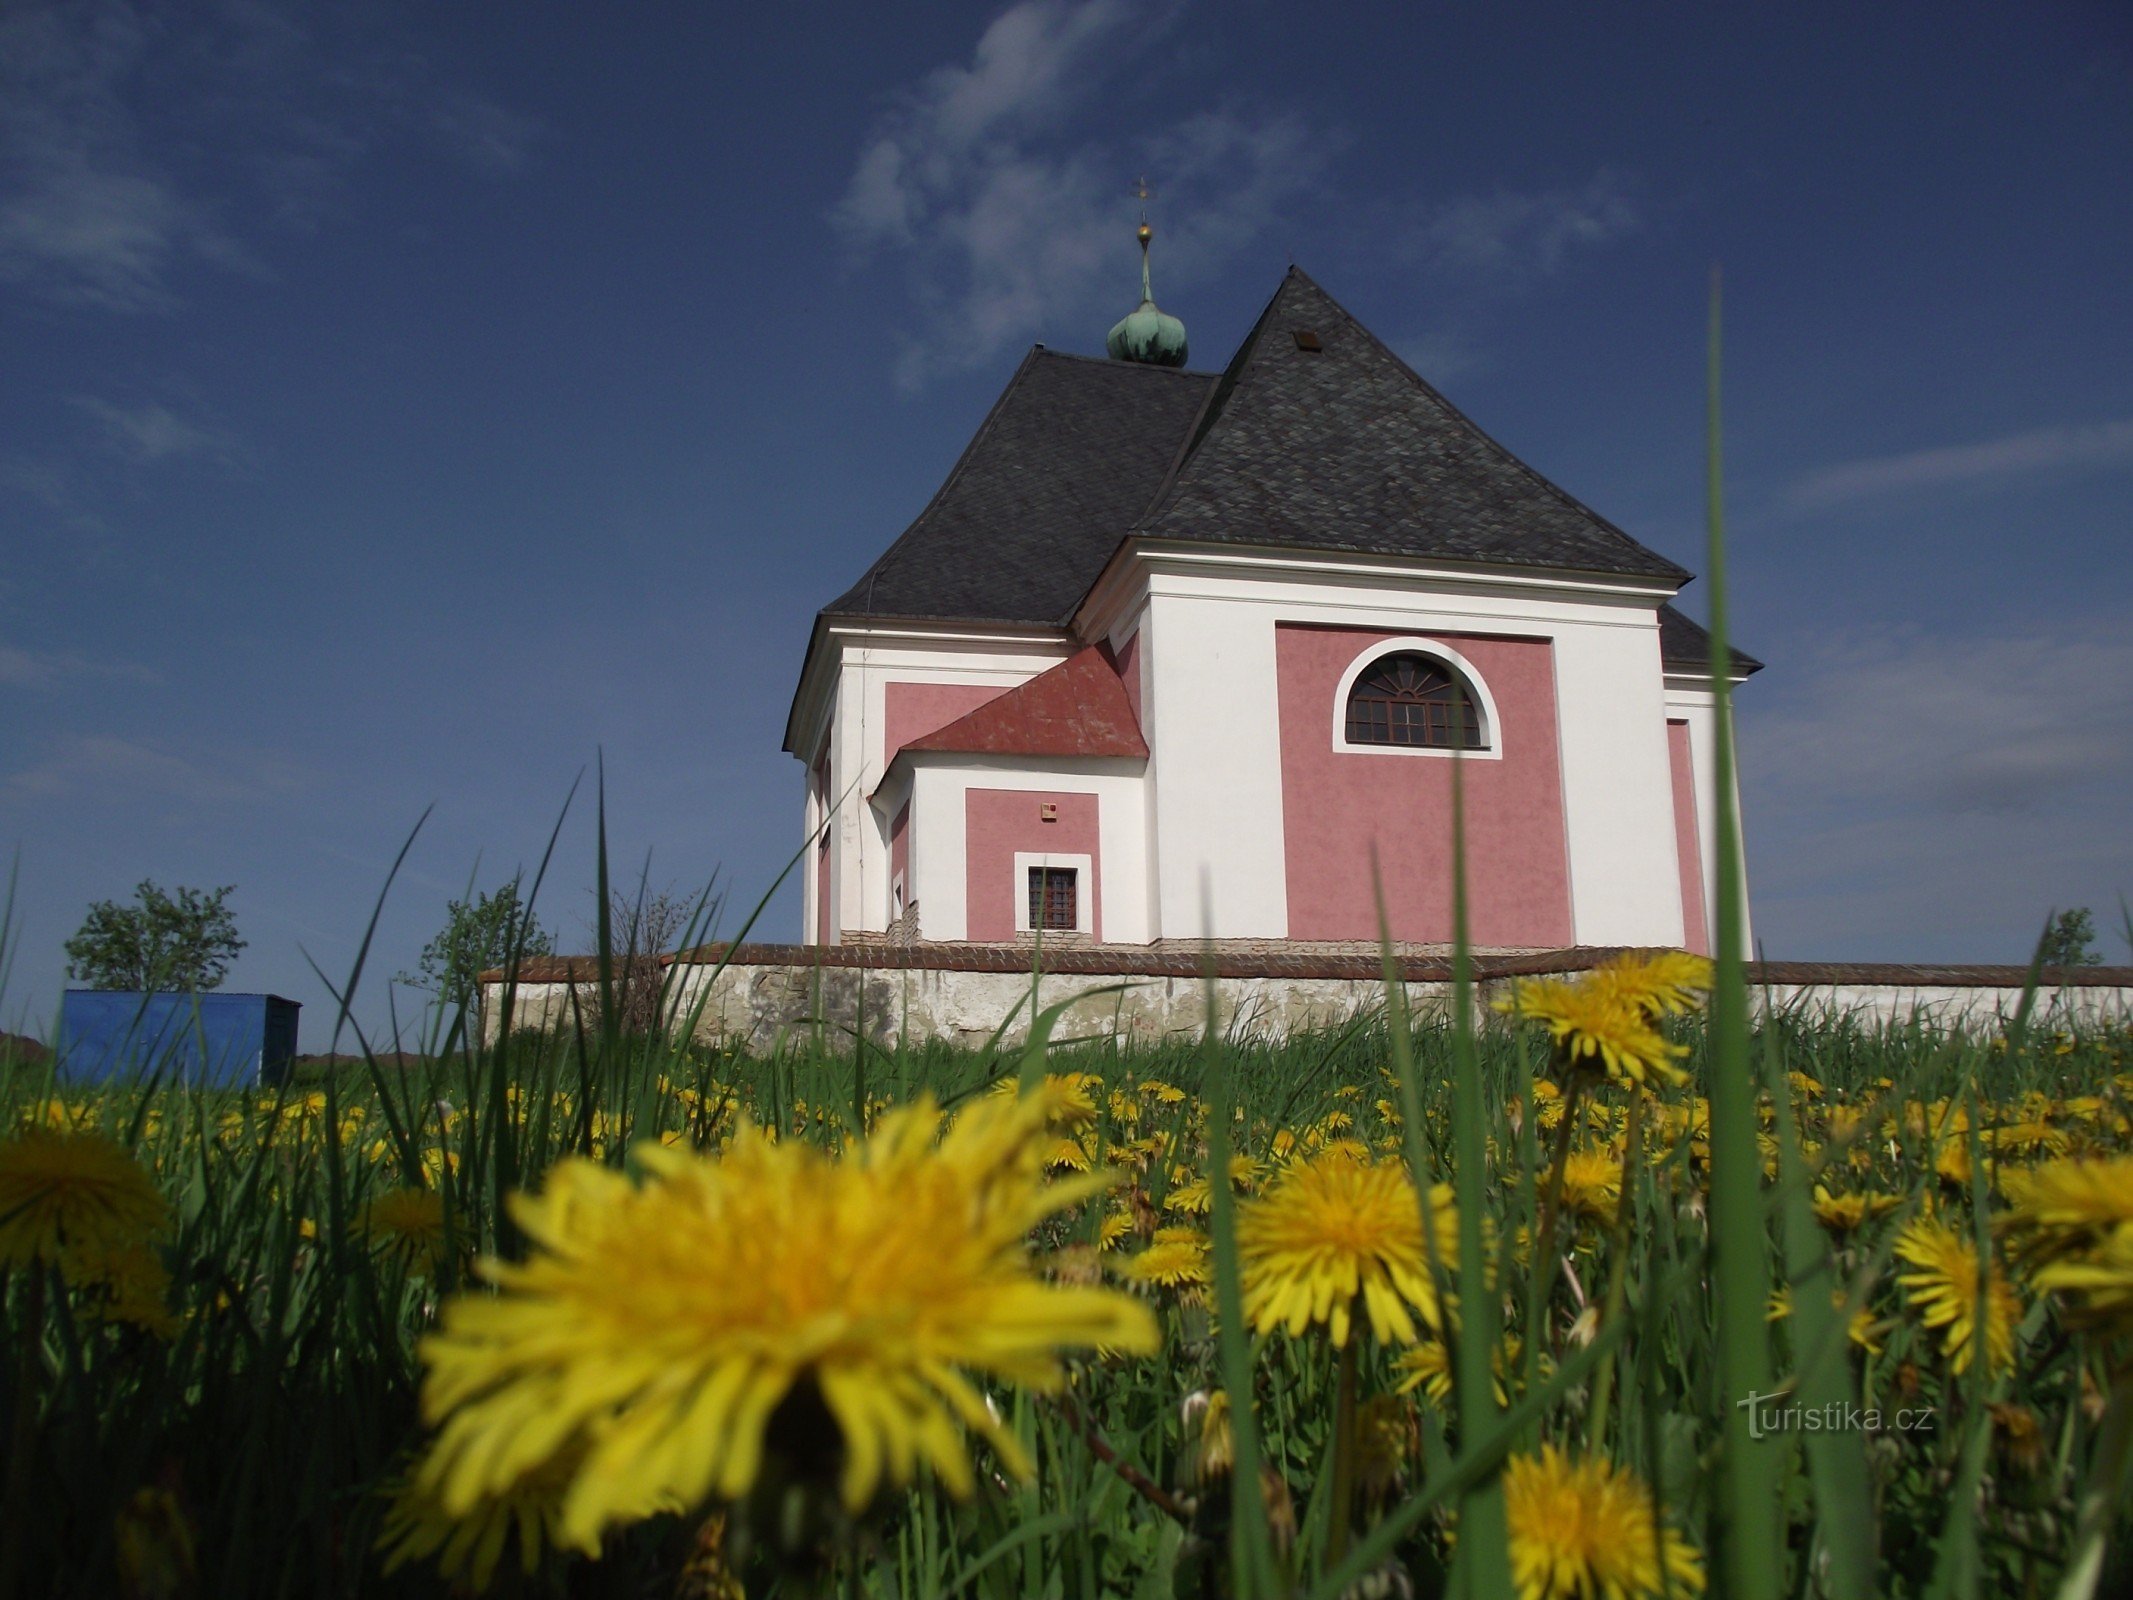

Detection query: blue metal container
xmin=56 ymin=992 xmax=302 ymax=1089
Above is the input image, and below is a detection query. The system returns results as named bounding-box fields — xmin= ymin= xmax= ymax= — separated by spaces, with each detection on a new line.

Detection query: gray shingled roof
xmin=823 ymin=349 xmax=1214 ymax=626
xmin=818 ymin=268 xmax=1700 ymax=642
xmin=1658 ymin=603 xmax=1765 ymax=676
xmin=1137 ymin=271 xmax=1691 ymax=582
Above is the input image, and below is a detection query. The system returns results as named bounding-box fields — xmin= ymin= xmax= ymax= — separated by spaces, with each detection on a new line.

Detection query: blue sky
xmin=3 ymin=0 xmax=2129 ymax=1048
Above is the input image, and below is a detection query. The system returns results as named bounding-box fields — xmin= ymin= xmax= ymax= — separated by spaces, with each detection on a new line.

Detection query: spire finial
xmin=1131 ymin=176 xmax=1155 ymax=301
xmin=1106 ymin=175 xmax=1187 ymax=367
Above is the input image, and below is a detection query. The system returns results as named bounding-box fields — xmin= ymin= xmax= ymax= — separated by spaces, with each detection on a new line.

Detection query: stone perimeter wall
xmin=479 ymin=946 xmax=2133 ymax=1055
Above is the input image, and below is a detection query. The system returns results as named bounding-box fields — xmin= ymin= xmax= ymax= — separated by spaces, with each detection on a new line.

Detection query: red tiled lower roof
xmin=899 ymin=644 xmax=1147 ymax=762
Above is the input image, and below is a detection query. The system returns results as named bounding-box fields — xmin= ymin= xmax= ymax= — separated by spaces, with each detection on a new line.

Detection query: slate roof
xmin=1657 ymin=603 xmax=1765 ymax=677
xmin=794 ymin=268 xmax=1757 ymax=751
xmin=822 ymin=350 xmax=1214 ymax=627
xmin=894 ymin=645 xmax=1148 ymax=766
xmin=1136 ymin=271 xmax=1692 ymax=584
xmin=819 ymin=269 xmax=1693 ymax=634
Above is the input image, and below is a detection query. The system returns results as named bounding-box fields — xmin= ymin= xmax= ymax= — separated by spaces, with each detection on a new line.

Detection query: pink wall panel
xmin=964 ymin=789 xmax=1102 ymax=942
xmin=1667 ymin=721 xmax=1709 ymax=956
xmin=885 ymin=682 xmax=1004 ymax=761
xmin=1275 ymin=625 xmax=1574 ymax=947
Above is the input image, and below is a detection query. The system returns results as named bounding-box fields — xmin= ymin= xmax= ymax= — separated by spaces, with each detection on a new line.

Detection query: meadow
xmin=5 ymin=956 xmax=2133 ymax=1599
xmin=9 ymin=304 xmax=2131 ymax=1599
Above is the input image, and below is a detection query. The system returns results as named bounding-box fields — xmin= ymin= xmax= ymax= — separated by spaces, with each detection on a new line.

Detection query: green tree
xmin=64 ymin=881 xmax=246 ymax=992
xmin=403 ymin=878 xmax=555 ymax=1010
xmin=2037 ymin=907 xmax=2104 ymax=968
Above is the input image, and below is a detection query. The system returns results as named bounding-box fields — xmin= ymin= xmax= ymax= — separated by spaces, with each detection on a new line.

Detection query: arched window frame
xmin=1330 ymin=639 xmax=1504 ymax=761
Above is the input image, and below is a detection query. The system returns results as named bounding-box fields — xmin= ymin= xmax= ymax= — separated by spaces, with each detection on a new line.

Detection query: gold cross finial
xmin=1132 ymin=175 xmax=1153 ymax=222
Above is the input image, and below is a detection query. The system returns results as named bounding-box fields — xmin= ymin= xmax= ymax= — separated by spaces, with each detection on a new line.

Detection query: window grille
xmin=1027 ymin=866 xmax=1078 ymax=932
xmin=1344 ymin=653 xmax=1486 ymax=748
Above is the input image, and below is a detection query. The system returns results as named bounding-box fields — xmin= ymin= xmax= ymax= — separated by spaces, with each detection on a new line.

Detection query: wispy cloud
xmin=1792 ymin=418 xmax=2133 ymax=508
xmin=834 ymin=0 xmax=1336 ymax=388
xmin=69 ymin=395 xmax=247 ymax=467
xmin=1402 ymin=169 xmax=1643 ymax=280
xmin=430 ymin=91 xmax=541 ymax=177
xmin=4 ymin=734 xmax=306 ymax=804
xmin=0 ymin=0 xmax=537 ymax=311
xmin=0 ymin=645 xmax=158 ymax=690
xmin=1742 ymin=621 xmax=2133 ymax=958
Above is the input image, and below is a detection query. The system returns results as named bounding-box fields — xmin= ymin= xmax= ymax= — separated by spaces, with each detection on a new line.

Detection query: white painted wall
xmin=905 ymin=756 xmax=1151 ymax=942
xmin=800 ymin=623 xmax=1073 ymax=942
xmin=1089 ymin=543 xmax=1694 ymax=949
xmin=1664 ymin=678 xmax=1753 ymax=954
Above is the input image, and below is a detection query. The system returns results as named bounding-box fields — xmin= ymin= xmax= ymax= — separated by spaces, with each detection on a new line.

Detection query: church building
xmin=783 ymin=227 xmax=1757 ymax=956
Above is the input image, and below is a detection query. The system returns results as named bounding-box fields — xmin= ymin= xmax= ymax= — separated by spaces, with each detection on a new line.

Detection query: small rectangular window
xmin=1027 ymin=866 xmax=1077 ymax=932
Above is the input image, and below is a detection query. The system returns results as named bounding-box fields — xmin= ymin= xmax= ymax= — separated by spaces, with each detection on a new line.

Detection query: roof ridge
xmin=1026 ymin=345 xmax=1217 ymax=376
xmin=1291 ymin=270 xmax=1690 ymax=582
xmin=839 ymin=345 xmax=1047 ymax=620
xmin=1130 ymin=268 xmax=1296 ymax=534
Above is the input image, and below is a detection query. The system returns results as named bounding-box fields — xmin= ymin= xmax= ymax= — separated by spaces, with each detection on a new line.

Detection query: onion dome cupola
xmin=1106 ymin=207 xmax=1188 ymax=368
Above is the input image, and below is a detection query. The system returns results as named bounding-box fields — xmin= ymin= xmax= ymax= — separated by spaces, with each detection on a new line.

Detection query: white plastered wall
xmin=799 ymin=625 xmax=1074 ymax=942
xmin=1664 ymin=677 xmax=1753 ymax=953
xmin=905 ymin=756 xmax=1152 ymax=943
xmin=1083 ymin=545 xmax=1692 ymax=948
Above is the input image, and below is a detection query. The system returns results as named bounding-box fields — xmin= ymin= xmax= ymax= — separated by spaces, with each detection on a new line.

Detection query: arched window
xmin=1344 ymin=652 xmax=1488 ymax=749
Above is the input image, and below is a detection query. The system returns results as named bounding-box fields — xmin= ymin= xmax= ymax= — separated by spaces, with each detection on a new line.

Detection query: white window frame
xmin=1012 ymin=851 xmax=1094 ymax=936
xmin=1330 ymin=637 xmax=1505 ymax=762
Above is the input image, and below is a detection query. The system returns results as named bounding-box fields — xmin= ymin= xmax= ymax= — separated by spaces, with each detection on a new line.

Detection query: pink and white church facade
xmin=784 ymin=264 xmax=1757 ymax=957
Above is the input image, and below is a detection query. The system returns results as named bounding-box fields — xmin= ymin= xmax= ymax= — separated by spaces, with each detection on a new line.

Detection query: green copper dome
xmin=1106 ymin=222 xmax=1188 ymax=367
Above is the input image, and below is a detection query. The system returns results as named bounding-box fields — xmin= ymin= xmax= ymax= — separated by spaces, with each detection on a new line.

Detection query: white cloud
xmin=834 ymin=0 xmax=1335 ymax=387
xmin=69 ymin=396 xmax=246 ymax=466
xmin=1741 ymin=622 xmax=2133 ymax=958
xmin=0 ymin=0 xmax=536 ymax=310
xmin=0 ymin=645 xmax=158 ymax=689
xmin=4 ymin=734 xmax=304 ymax=804
xmin=1404 ymin=169 xmax=1642 ymax=279
xmin=1792 ymin=418 xmax=2133 ymax=508
xmin=431 ymin=91 xmax=540 ymax=177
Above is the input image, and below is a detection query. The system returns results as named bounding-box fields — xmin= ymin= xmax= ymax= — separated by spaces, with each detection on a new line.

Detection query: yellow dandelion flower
xmin=70 ymin=1239 xmax=180 ymax=1339
xmin=1393 ymin=1335 xmax=1520 ymax=1406
xmin=2001 ymin=1157 xmax=2133 ymax=1334
xmin=1042 ymin=1134 xmax=1094 ymax=1173
xmin=1894 ymin=1215 xmax=2023 ymax=1376
xmin=0 ymin=1128 xmax=168 ymax=1271
xmin=2000 ymin=1156 xmax=2133 ymax=1258
xmin=411 ymin=1092 xmax=1156 ymax=1546
xmin=1766 ymin=1284 xmax=1888 ymax=1355
xmin=1985 ymin=1120 xmax=2070 ymax=1158
xmin=1236 ymin=1151 xmax=1457 ymax=1347
xmin=1810 ymin=1186 xmax=1902 ymax=1233
xmin=1355 ymin=1394 xmax=1417 ymax=1505
xmin=1162 ymin=1153 xmax=1260 ymax=1217
xmin=358 ymin=1187 xmax=450 ymax=1262
xmin=377 ymin=1441 xmax=638 ymax=1589
xmin=1582 ymin=950 xmax=1714 ymax=1020
xmin=114 ymin=1486 xmax=197 ymax=1600
xmin=1117 ymin=1226 xmax=1210 ymax=1293
xmin=1502 ymin=1446 xmax=1704 ymax=1600
xmin=1183 ymin=1389 xmax=1233 ymax=1488
xmin=994 ymin=1070 xmax=1101 ymax=1128
xmin=1496 ymin=979 xmax=1690 ymax=1090
xmin=1557 ymin=1147 xmax=1623 ymax=1224
xmin=1098 ymin=1206 xmax=1136 ymax=1250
